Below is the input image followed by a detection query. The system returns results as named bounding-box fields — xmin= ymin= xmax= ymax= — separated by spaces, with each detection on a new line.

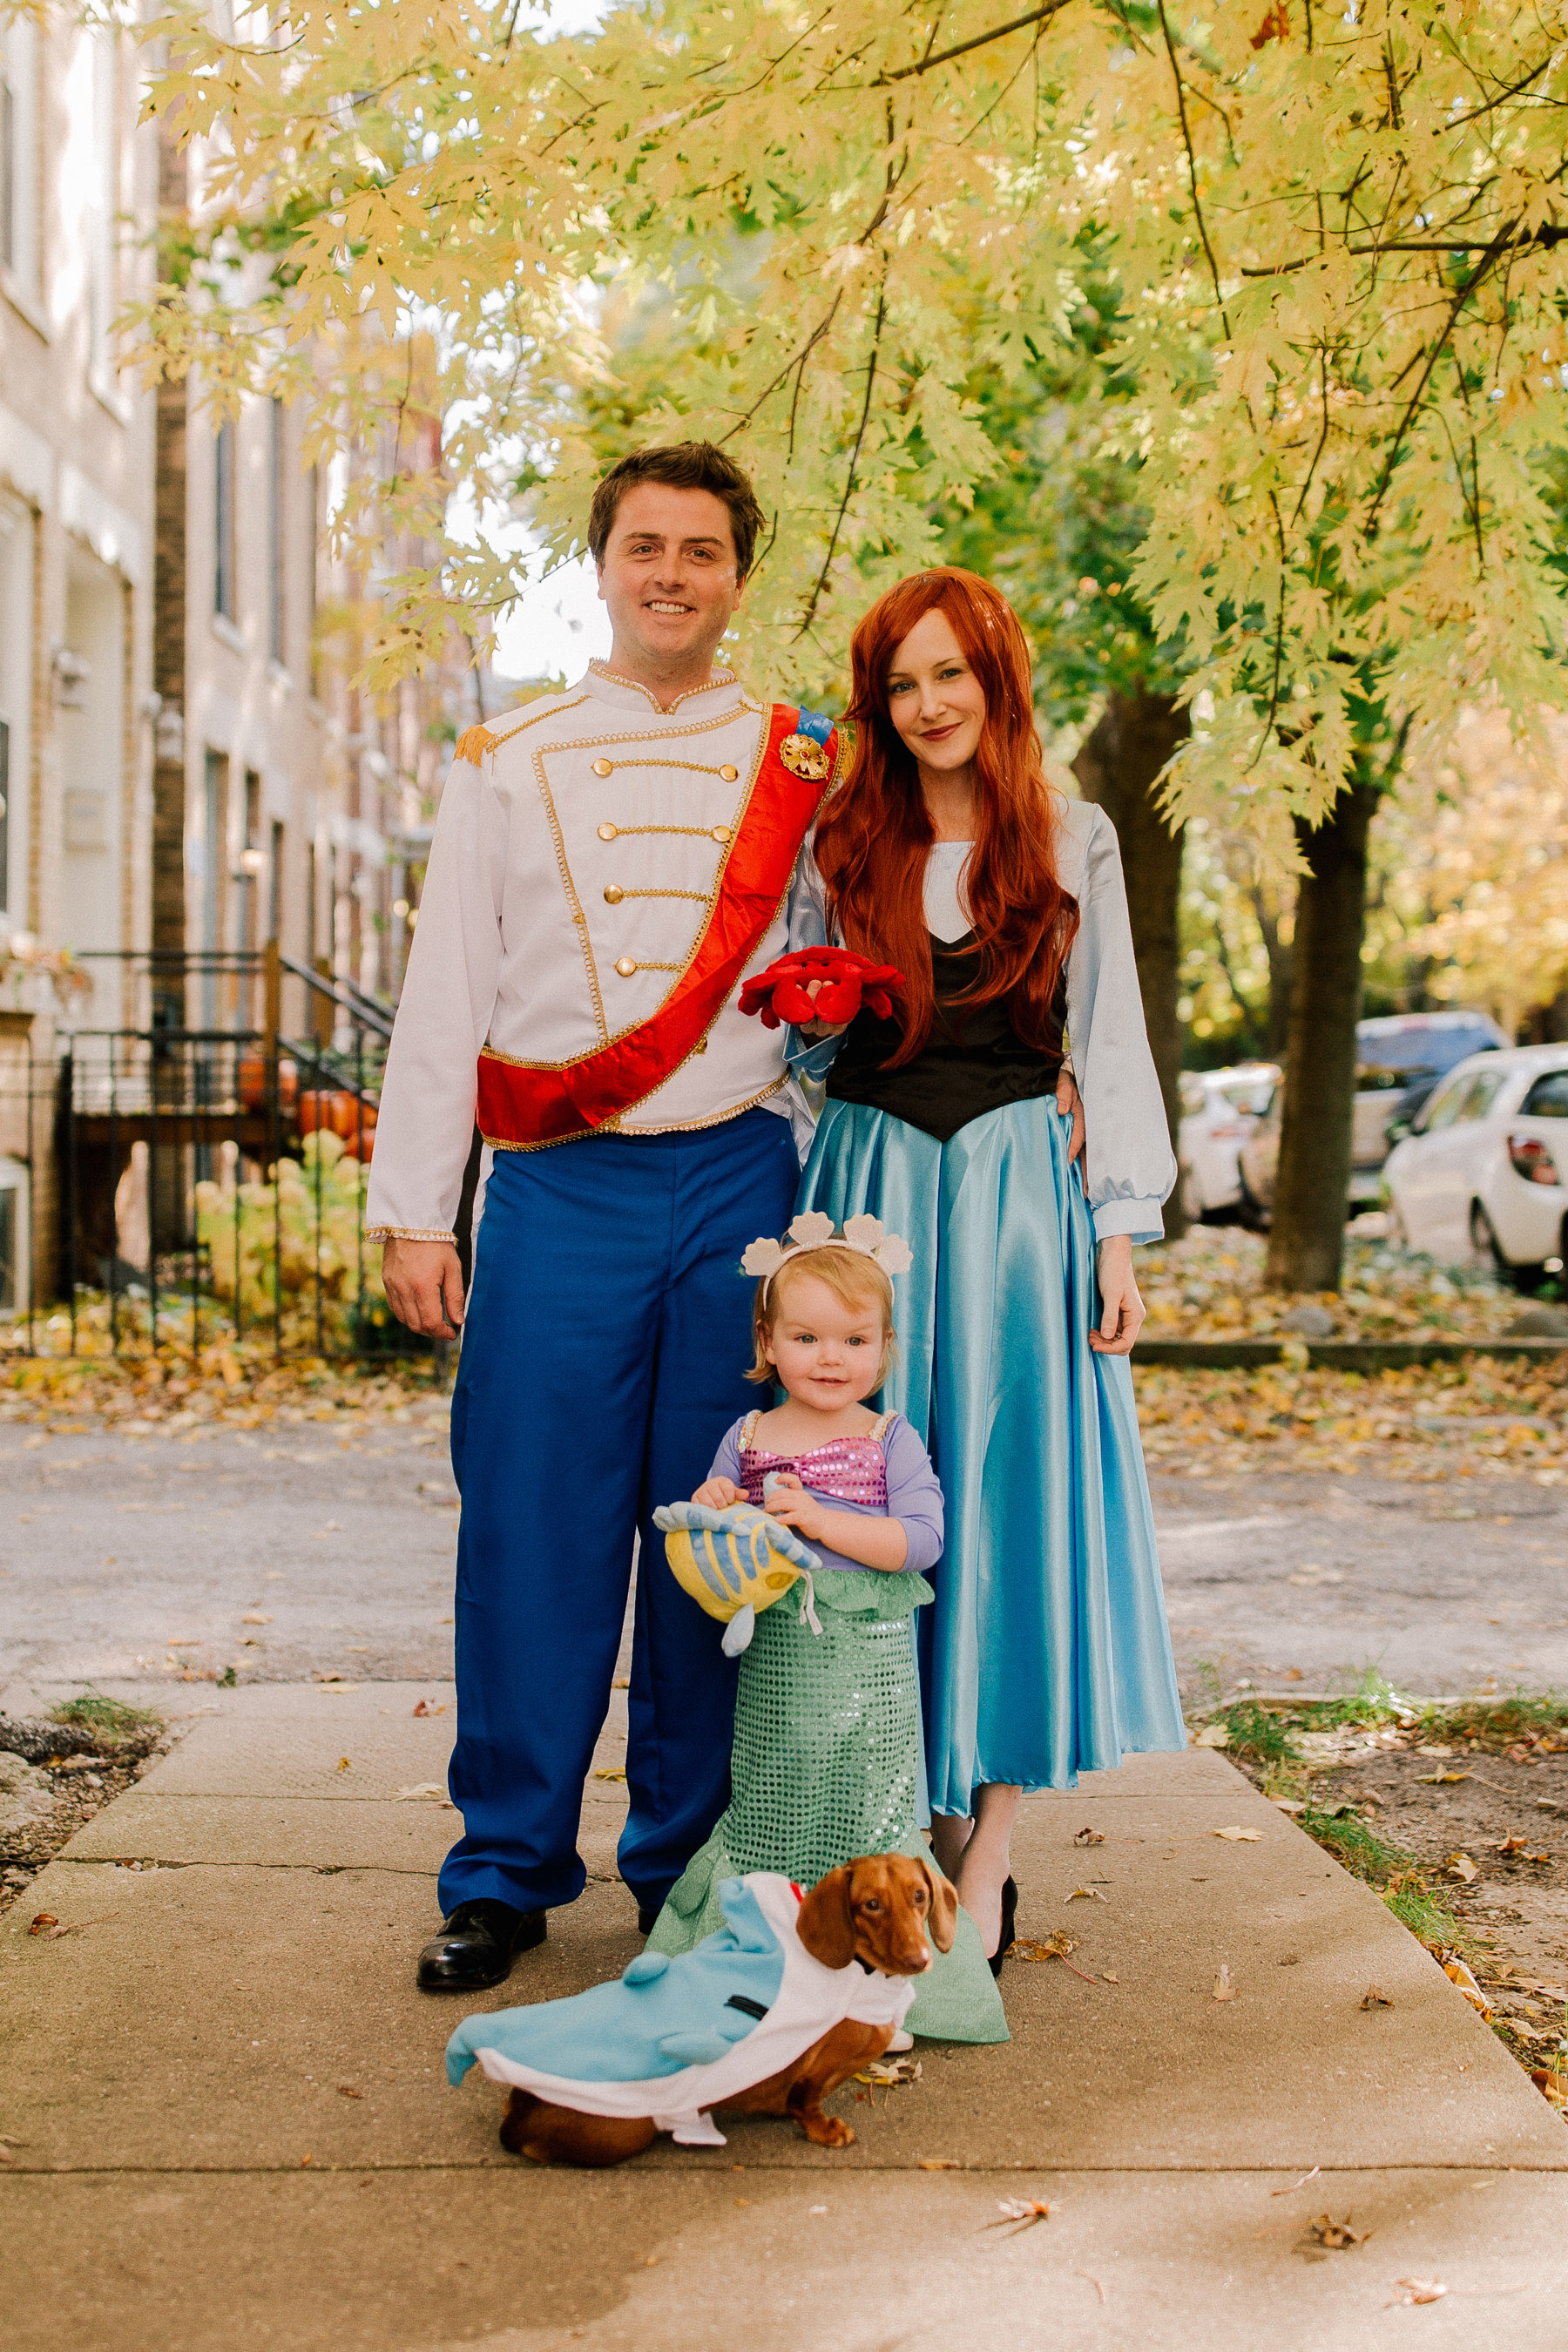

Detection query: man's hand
xmin=1056 ymin=1067 xmax=1085 ymax=1167
xmin=1088 ymin=1233 xmax=1145 ymax=1355
xmin=382 ymin=1238 xmax=465 ymax=1336
xmin=693 ymin=1475 xmax=742 ymax=1510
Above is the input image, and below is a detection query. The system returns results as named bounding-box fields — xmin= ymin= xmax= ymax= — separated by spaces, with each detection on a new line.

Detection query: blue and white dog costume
xmin=447 ymin=1874 xmax=916 ymax=2147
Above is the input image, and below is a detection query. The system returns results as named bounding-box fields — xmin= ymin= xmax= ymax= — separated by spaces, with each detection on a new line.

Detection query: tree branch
xmin=794 ymin=292 xmax=885 ymax=642
xmin=1362 ymin=230 xmax=1514 ymax=537
xmin=1243 ymin=221 xmax=1568 ymax=275
xmin=872 ymin=2 xmax=1075 ymax=84
xmin=1155 ymin=0 xmax=1232 ymax=341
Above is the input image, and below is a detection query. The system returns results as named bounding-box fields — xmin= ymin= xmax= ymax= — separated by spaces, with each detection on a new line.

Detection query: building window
xmin=267 ymin=817 xmax=285 ymax=944
xmin=86 ymin=29 xmax=118 ymax=387
xmin=268 ymin=399 xmax=285 ymax=665
xmin=307 ymin=462 xmax=321 ymax=695
xmin=0 ymin=716 xmax=10 ymax=916
xmin=214 ymin=421 xmax=237 ymax=623
xmin=0 ymin=17 xmax=38 ymax=299
xmin=202 ymin=748 xmax=229 ymax=1030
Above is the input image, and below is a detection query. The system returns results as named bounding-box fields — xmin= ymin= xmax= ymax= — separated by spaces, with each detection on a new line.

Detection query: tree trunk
xmin=1072 ymin=689 xmax=1189 ymax=1240
xmin=1264 ymin=774 xmax=1379 ymax=1293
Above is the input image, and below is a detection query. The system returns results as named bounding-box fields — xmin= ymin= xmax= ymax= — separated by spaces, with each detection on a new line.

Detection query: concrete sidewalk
xmin=3 ymin=1681 xmax=1565 ymax=2351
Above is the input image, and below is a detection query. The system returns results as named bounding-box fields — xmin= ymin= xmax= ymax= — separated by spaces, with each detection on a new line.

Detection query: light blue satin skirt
xmin=797 ymin=1095 xmax=1185 ymax=1808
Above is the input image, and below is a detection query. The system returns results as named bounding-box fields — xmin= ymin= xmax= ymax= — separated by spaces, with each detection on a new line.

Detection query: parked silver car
xmin=1384 ymin=1045 xmax=1568 ymax=1283
xmin=1177 ymin=1064 xmax=1279 ymax=1221
xmin=1237 ymin=1011 xmax=1509 ymax=1223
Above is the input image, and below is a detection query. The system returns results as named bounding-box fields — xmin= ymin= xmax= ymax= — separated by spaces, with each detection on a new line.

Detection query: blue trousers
xmin=439 ymin=1106 xmax=801 ymax=1917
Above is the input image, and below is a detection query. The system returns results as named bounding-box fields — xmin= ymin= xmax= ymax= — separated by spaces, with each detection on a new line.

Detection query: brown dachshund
xmin=499 ymin=1852 xmax=956 ymax=2166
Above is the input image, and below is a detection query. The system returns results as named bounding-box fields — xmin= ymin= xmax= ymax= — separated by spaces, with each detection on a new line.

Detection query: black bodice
xmin=824 ymin=935 xmax=1067 ymax=1145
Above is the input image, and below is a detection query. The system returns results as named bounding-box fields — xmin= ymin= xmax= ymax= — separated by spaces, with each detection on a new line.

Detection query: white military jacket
xmin=366 ymin=662 xmax=822 ymax=1243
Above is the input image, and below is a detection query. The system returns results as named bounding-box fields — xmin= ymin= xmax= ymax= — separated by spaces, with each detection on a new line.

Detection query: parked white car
xmin=1178 ymin=1064 xmax=1279 ymax=1220
xmin=1382 ymin=1044 xmax=1568 ymax=1282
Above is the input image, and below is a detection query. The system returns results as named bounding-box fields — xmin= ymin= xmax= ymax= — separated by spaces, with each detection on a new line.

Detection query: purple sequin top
xmin=738 ymin=1433 xmax=889 ymax=1512
xmin=706 ymin=1411 xmax=944 ymax=1578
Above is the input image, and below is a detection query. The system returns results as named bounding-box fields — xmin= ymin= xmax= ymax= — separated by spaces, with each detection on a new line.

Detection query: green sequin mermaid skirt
xmin=646 ymin=1569 xmax=1008 ymax=2044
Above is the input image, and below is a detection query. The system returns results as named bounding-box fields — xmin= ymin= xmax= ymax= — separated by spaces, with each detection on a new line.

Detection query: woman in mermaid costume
xmin=646 ymin=1220 xmax=1007 ymax=2044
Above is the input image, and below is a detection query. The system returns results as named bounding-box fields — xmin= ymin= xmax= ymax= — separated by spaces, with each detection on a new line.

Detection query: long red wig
xmin=813 ymin=568 xmax=1078 ymax=1068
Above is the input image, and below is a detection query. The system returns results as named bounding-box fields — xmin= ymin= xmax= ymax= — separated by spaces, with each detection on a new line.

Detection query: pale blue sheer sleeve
xmin=1064 ymin=803 xmax=1178 ymax=1244
xmin=783 ymin=841 xmax=842 ymax=1086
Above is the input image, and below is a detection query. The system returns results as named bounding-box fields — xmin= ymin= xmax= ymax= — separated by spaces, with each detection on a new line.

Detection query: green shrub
xmin=195 ymin=1132 xmax=385 ymax=1352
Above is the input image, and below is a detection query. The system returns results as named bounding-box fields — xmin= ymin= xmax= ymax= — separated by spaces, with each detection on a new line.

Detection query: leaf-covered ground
xmin=1139 ymin=1227 xmax=1523 ymax=1342
xmin=1210 ymin=1695 xmax=1568 ymax=2116
xmin=0 ymin=1321 xmax=452 ymax=1436
xmin=1135 ymin=1357 xmax=1568 ymax=1484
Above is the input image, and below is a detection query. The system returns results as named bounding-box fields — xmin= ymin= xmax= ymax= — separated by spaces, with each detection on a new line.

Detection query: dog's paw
xmin=800 ymin=2113 xmax=856 ymax=2149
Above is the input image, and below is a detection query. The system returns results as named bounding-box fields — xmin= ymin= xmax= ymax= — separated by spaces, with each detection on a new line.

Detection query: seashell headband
xmin=740 ymin=1211 xmax=913 ymax=1301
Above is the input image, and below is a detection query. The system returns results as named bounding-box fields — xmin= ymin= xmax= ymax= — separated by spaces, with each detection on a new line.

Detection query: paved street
xmin=3 ymin=1419 xmax=1565 ymax=1707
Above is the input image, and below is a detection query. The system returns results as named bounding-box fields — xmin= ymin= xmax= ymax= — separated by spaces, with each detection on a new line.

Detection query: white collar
xmin=582 ymin=659 xmax=750 ymax=720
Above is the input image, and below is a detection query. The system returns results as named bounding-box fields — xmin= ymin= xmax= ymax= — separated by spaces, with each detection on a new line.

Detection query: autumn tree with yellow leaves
xmin=133 ymin=0 xmax=1568 ymax=1288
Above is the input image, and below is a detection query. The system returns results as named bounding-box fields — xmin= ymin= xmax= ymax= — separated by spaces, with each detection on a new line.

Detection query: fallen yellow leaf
xmin=1308 ymin=2213 xmax=1372 ymax=2249
xmin=1212 ymin=1965 xmax=1236 ymax=2003
xmin=1213 ymin=1827 xmax=1262 ymax=1842
xmin=1388 ymin=2279 xmax=1447 ymax=2307
xmin=594 ymin=1767 xmax=627 ymax=1782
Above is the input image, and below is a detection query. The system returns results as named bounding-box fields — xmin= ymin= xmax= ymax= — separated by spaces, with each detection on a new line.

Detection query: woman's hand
xmin=1088 ymin=1233 xmax=1145 ymax=1355
xmin=799 ymin=977 xmax=848 ymax=1042
xmin=762 ymin=1471 xmax=832 ymax=1541
xmin=1056 ymin=1068 xmax=1085 ymax=1167
xmin=693 ymin=1476 xmax=742 ymax=1509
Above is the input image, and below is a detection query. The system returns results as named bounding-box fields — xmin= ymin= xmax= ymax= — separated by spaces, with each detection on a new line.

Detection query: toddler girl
xmin=646 ymin=1220 xmax=1007 ymax=2043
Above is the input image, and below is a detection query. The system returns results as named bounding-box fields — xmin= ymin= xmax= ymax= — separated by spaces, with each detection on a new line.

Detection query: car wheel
xmin=1468 ymin=1200 xmax=1544 ymax=1291
xmin=1237 ymin=1171 xmax=1270 ymax=1232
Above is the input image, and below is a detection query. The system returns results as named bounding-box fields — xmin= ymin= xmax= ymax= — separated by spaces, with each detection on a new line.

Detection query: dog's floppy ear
xmin=796 ymin=1865 xmax=856 ymax=1969
xmin=917 ymin=1853 xmax=958 ymax=1953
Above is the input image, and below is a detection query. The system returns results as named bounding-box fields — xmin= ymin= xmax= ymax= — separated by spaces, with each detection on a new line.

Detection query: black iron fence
xmin=12 ymin=946 xmax=429 ymax=1362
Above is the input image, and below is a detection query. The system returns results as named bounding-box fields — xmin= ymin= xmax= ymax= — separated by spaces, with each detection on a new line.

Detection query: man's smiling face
xmin=597 ymin=483 xmax=746 ymax=688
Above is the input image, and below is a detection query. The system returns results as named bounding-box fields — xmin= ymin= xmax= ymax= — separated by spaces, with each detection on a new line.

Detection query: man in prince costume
xmin=368 ymin=444 xmax=843 ymax=1993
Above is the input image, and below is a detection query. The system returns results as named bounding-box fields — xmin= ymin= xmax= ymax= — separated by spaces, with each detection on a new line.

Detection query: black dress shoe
xmin=637 ymin=1903 xmax=661 ymax=1936
xmin=417 ymin=1899 xmax=545 ymax=1993
xmin=988 ymin=1877 xmax=1019 ymax=1980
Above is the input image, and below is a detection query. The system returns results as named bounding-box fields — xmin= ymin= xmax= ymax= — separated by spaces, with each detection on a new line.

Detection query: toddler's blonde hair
xmin=746 ymin=1243 xmax=898 ymax=1389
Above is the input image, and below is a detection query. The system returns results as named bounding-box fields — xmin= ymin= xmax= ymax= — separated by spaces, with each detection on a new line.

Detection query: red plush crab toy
xmin=738 ymin=947 xmax=905 ymax=1031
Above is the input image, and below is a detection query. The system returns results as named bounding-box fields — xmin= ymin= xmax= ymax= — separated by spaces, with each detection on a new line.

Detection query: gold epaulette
xmin=454 ymin=723 xmax=498 ymax=767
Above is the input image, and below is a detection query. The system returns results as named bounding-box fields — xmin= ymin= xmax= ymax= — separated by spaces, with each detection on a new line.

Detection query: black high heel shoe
xmin=988 ymin=1876 xmax=1018 ymax=1979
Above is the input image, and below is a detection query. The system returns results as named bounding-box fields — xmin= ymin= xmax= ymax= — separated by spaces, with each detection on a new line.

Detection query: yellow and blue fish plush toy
xmin=652 ymin=1497 xmax=821 ymax=1656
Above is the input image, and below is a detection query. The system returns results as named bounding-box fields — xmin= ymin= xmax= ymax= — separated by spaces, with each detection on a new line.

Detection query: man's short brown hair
xmin=587 ymin=443 xmax=767 ymax=580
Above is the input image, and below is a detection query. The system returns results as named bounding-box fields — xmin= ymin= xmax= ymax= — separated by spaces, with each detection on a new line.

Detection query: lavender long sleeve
xmin=707 ymin=1413 xmax=943 ymax=1576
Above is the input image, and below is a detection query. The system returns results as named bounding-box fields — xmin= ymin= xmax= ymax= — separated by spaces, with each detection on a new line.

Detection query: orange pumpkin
xmin=239 ymin=1054 xmax=300 ymax=1110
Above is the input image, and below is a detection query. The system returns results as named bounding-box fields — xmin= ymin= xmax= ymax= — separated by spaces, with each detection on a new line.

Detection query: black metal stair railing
xmin=40 ymin=945 xmax=420 ymax=1363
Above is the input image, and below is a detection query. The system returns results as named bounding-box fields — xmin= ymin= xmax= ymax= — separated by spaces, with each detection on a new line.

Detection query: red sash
xmin=476 ymin=703 xmax=836 ymax=1148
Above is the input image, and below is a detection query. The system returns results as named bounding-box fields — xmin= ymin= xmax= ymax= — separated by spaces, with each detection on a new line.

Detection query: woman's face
xmin=884 ymin=607 xmax=987 ymax=778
